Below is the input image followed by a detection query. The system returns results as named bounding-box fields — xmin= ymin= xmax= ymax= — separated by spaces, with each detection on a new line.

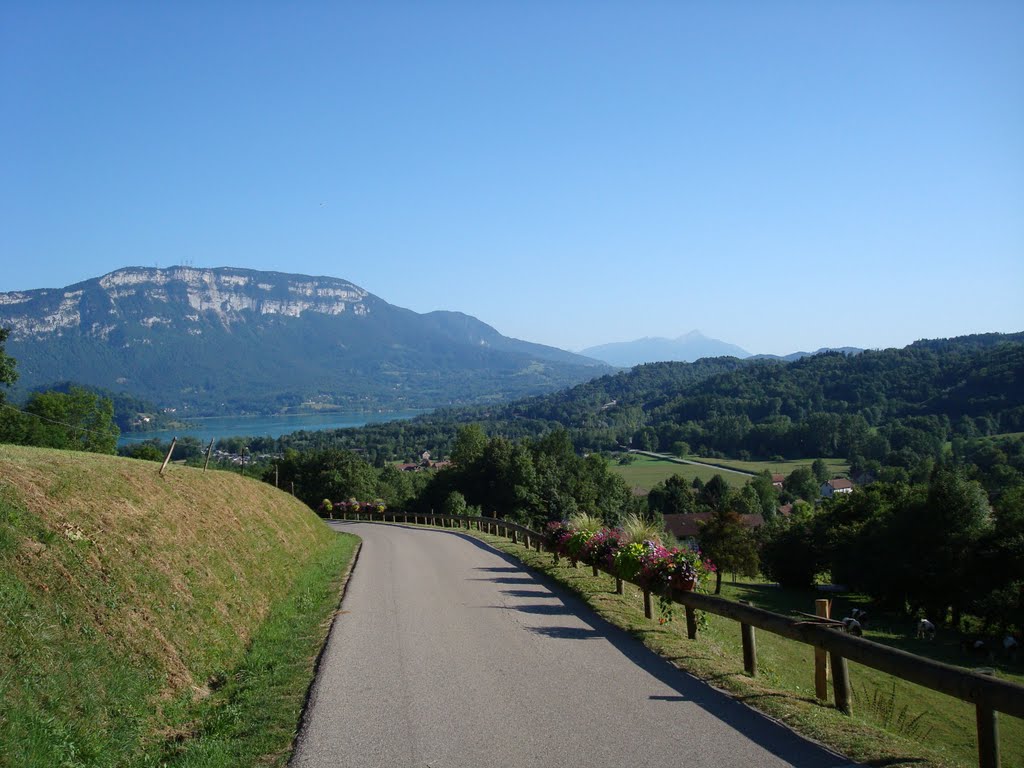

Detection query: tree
xmin=634 ymin=427 xmax=659 ymax=452
xmin=698 ymin=507 xmax=760 ymax=594
xmin=0 ymin=328 xmax=19 ymax=440
xmin=272 ymin=448 xmax=379 ymax=509
xmin=0 ymin=327 xmax=16 ymax=398
xmin=22 ymin=387 xmax=118 ymax=454
xmin=123 ymin=442 xmax=164 ymax=462
xmin=749 ymin=471 xmax=780 ymax=521
xmin=761 ymin=515 xmax=825 ymax=588
xmin=906 ymin=468 xmax=993 ymax=626
xmin=451 ymin=424 xmax=487 ymax=467
xmin=647 ymin=474 xmax=696 ymax=516
xmin=698 ymin=474 xmax=730 ymax=511
xmin=811 ymin=458 xmax=830 ymax=485
xmin=784 ymin=467 xmax=819 ymax=502
xmin=443 ymin=490 xmax=468 ymax=517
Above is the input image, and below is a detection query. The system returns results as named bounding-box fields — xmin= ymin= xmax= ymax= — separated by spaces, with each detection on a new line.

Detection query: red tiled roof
xmin=828 ymin=478 xmax=854 ymax=490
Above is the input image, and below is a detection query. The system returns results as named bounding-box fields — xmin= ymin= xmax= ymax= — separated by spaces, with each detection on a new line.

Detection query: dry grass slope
xmin=0 ymin=444 xmax=337 ymax=766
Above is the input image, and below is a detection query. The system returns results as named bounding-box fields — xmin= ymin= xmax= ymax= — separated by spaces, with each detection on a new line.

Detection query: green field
xmin=690 ymin=456 xmax=850 ymax=477
xmin=609 ymin=454 xmax=750 ymax=492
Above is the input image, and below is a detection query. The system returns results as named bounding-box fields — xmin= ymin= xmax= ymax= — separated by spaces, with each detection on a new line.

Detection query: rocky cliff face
xmin=0 ymin=266 xmax=607 ymax=413
xmin=0 ymin=267 xmax=372 ymax=340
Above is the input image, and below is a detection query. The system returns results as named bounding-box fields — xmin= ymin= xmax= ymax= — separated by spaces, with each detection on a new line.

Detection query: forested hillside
xmin=273 ymin=333 xmax=1024 ymax=478
xmin=0 ymin=266 xmax=609 ymax=413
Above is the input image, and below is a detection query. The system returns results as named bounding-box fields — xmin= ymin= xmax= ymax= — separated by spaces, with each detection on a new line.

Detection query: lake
xmin=118 ymin=409 xmax=428 ymax=446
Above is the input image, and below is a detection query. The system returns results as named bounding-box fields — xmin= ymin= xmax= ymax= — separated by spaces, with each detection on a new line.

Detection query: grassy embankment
xmin=469 ymin=530 xmax=1023 ymax=768
xmin=610 ymin=454 xmax=849 ymax=493
xmin=0 ymin=444 xmax=358 ymax=767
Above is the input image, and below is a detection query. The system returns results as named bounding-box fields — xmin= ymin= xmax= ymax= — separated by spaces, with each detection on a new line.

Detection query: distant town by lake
xmin=118 ymin=409 xmax=429 ymax=446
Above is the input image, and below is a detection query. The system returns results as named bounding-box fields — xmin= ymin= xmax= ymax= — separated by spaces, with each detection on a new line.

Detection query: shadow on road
xmin=500 ymin=589 xmax=559 ymax=598
xmin=526 ymin=626 xmax=604 ymax=640
xmin=491 ymin=602 xmax=574 ymax=616
xmin=332 ymin=521 xmax=860 ymax=766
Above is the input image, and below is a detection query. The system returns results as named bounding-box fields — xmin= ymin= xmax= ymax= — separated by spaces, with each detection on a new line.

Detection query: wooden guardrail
xmin=334 ymin=509 xmax=1023 ymax=768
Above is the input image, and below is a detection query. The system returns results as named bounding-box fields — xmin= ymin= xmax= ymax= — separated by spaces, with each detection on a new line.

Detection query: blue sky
xmin=2 ymin=1 xmax=1022 ymax=355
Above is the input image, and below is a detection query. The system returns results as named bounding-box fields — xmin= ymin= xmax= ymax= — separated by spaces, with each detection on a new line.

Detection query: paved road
xmin=291 ymin=522 xmax=854 ymax=768
xmin=628 ymin=449 xmax=756 ymax=477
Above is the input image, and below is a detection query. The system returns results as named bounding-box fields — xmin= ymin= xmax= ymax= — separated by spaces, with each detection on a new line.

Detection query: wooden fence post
xmin=616 ymin=578 xmax=623 ymax=595
xmin=203 ymin=438 xmax=214 ymax=473
xmin=742 ymin=622 xmax=758 ymax=677
xmin=592 ymin=565 xmax=599 ymax=577
xmin=159 ymin=437 xmax=177 ymax=476
xmin=815 ymin=599 xmax=831 ymax=701
xmin=685 ymin=606 xmax=697 ymax=639
xmin=511 ymin=529 xmax=518 ymax=545
xmin=832 ymin=653 xmax=852 ymax=715
xmin=976 ymin=669 xmax=999 ymax=768
xmin=643 ymin=589 xmax=652 ymax=620
xmin=535 ymin=537 xmax=541 ymax=552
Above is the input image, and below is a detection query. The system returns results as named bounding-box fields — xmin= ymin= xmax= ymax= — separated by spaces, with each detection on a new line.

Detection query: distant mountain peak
xmin=580 ymin=331 xmax=751 ymax=368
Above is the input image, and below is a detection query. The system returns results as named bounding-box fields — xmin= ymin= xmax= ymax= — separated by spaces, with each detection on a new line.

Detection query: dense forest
xmin=268 ymin=333 xmax=1024 ymax=477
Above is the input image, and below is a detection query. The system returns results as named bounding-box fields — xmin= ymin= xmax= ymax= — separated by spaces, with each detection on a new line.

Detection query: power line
xmin=0 ymin=401 xmax=161 ymax=443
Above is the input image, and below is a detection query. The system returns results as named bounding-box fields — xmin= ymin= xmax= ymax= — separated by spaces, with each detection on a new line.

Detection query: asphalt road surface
xmin=291 ymin=522 xmax=855 ymax=768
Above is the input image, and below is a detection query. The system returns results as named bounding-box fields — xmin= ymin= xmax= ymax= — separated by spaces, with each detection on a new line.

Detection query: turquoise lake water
xmin=118 ymin=409 xmax=427 ymax=446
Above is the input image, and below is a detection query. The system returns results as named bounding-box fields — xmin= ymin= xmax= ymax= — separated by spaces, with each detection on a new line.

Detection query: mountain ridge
xmin=580 ymin=331 xmax=751 ymax=367
xmin=0 ymin=266 xmax=609 ymax=413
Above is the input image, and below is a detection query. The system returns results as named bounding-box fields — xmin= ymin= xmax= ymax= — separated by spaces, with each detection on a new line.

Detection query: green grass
xmin=610 ymin=455 xmax=749 ymax=492
xmin=153 ymin=532 xmax=359 ymax=767
xmin=467 ymin=531 xmax=1024 ymax=768
xmin=0 ymin=444 xmax=348 ymax=767
xmin=689 ymin=456 xmax=850 ymax=477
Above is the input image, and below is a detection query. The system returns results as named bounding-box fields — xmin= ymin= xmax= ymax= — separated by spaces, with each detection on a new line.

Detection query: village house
xmin=820 ymin=478 xmax=855 ymax=497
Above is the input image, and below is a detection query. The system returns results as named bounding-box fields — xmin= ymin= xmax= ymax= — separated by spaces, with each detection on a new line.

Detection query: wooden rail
xmin=335 ymin=510 xmax=1024 ymax=767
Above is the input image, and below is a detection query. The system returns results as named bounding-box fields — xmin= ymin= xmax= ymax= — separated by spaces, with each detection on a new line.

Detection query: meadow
xmin=609 ymin=453 xmax=852 ymax=494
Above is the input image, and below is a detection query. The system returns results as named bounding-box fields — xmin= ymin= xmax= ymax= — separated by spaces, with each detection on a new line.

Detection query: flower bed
xmin=551 ymin=519 xmax=715 ymax=597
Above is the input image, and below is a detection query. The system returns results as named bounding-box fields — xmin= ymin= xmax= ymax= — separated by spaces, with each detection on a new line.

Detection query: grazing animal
xmin=916 ymin=618 xmax=936 ymax=640
xmin=960 ymin=637 xmax=994 ymax=661
xmin=849 ymin=608 xmax=869 ymax=627
xmin=841 ymin=617 xmax=863 ymax=637
xmin=1004 ymin=635 xmax=1019 ymax=662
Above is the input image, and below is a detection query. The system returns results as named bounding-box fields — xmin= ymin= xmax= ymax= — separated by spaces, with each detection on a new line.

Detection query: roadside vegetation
xmin=0 ymin=444 xmax=354 ymax=767
xmin=471 ymin=530 xmax=1024 ymax=768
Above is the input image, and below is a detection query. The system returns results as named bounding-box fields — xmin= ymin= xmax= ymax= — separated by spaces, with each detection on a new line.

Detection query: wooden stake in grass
xmin=159 ymin=437 xmax=177 ymax=476
xmin=815 ymin=599 xmax=831 ymax=700
xmin=203 ymin=438 xmax=214 ymax=473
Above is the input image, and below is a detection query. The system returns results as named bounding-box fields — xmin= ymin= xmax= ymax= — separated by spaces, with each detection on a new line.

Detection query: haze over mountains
xmin=0 ymin=267 xmax=608 ymax=414
xmin=579 ymin=332 xmax=863 ymax=367
xmin=580 ymin=332 xmax=751 ymax=367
